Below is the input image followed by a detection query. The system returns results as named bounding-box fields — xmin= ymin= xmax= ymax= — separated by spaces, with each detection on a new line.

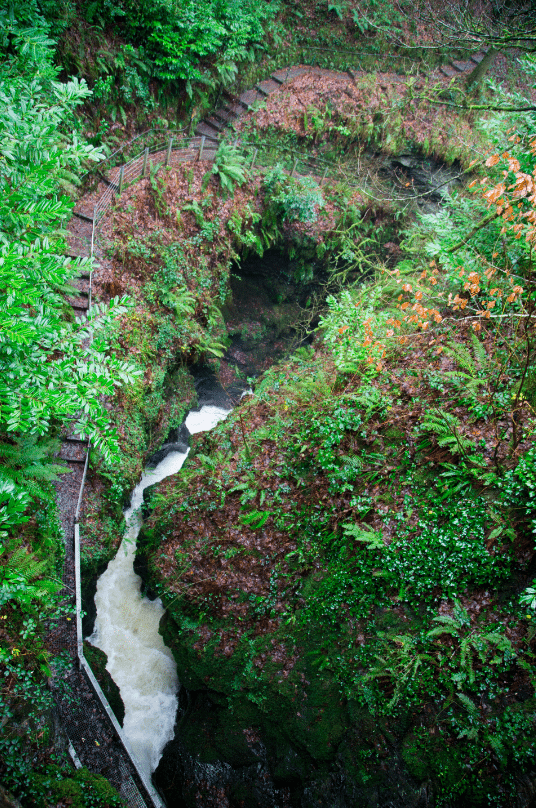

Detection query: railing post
xmin=321 ymin=167 xmax=328 ymax=186
xmin=165 ymin=137 xmax=174 ymax=166
xmin=142 ymin=147 xmax=149 ymax=177
xmin=118 ymin=165 xmax=124 ymax=195
xmin=291 ymin=158 xmax=298 ymax=178
xmin=250 ymin=148 xmax=258 ymax=169
xmin=199 ymin=136 xmax=205 ymax=161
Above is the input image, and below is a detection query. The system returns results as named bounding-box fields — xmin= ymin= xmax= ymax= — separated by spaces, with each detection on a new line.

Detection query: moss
xmin=32 ymin=766 xmax=122 ymax=807
xmin=83 ymin=641 xmax=125 ymax=725
xmin=160 ymin=608 xmax=351 ymax=770
xmin=402 ymin=730 xmax=464 ymax=788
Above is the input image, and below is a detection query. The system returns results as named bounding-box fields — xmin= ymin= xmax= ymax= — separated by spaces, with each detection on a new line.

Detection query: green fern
xmin=230 ymin=481 xmax=257 ymax=505
xmin=443 ymin=334 xmax=491 ymax=404
xmin=0 ymin=542 xmax=60 ymax=608
xmin=240 ymin=510 xmax=271 ymax=529
xmin=160 ymin=285 xmax=196 ymax=319
xmin=343 ymin=522 xmax=384 ymax=550
xmin=457 ymin=692 xmax=479 ymax=718
xmin=0 ymin=435 xmax=68 ymax=501
xmin=209 ymin=142 xmax=248 ymax=196
xmin=420 ymin=409 xmax=475 ymax=456
xmin=365 ymin=632 xmax=435 ymax=709
xmin=340 ymin=454 xmax=364 ymax=473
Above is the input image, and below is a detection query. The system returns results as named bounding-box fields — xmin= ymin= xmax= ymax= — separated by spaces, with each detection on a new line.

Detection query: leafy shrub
xmin=208 ymin=142 xmax=248 ymax=196
xmin=384 ymin=497 xmax=510 ymax=604
xmin=319 ymin=285 xmax=392 ymax=373
xmin=264 ymin=165 xmax=324 ymax=223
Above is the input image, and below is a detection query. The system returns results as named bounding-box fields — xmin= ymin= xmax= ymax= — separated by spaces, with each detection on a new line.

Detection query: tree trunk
xmin=466 ymin=48 xmax=499 ymax=91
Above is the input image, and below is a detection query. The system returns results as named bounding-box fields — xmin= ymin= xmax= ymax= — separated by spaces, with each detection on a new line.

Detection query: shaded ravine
xmin=58 ymin=51 xmax=488 ymax=804
xmin=88 ymin=405 xmax=230 ymax=780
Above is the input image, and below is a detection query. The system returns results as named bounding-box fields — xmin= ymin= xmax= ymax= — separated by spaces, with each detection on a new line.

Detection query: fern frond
xmin=489 ymin=733 xmax=505 ymax=757
xmin=240 ymin=510 xmax=270 ymax=529
xmin=343 ymin=522 xmax=384 ymax=550
xmin=427 ymin=624 xmax=459 ymax=639
xmin=340 ymin=454 xmax=364 ymax=473
xmin=459 ymin=637 xmax=475 ymax=683
xmin=471 ymin=333 xmax=488 ymax=368
xmin=5 ymin=546 xmax=48 ymax=580
xmin=445 ymin=341 xmax=479 ymax=375
xmin=196 ymin=453 xmax=217 ymax=470
xmin=420 ymin=409 xmax=474 ymax=454
xmin=458 ymin=692 xmax=478 ymax=717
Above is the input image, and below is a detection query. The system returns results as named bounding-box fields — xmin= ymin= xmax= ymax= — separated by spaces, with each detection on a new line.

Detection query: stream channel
xmin=88 ymin=404 xmax=231 ymax=780
xmin=86 ymin=151 xmax=463 ymax=803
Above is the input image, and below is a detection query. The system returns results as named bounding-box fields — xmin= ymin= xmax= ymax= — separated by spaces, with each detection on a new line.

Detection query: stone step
xmin=96 ymin=170 xmax=118 ymax=190
xmin=65 ymin=250 xmax=90 ymax=259
xmin=471 ymin=52 xmax=485 ymax=64
xmin=194 ymin=122 xmax=221 ymax=140
xmin=205 ymin=115 xmax=225 ymax=132
xmin=222 ymin=102 xmax=245 ymax=118
xmin=440 ymin=65 xmax=457 ymax=78
xmin=72 ymin=210 xmax=93 ymax=223
xmin=271 ymin=66 xmax=308 ymax=83
xmin=172 ymin=149 xmax=204 ymax=162
xmin=69 ymin=284 xmax=89 ymax=296
xmin=238 ymin=88 xmax=263 ymax=109
xmin=451 ymin=60 xmax=474 ymax=72
xmin=69 ymin=298 xmax=89 ymax=311
xmin=199 ymin=149 xmax=217 ymax=162
xmin=213 ymin=107 xmax=239 ymax=125
xmin=256 ymin=79 xmax=281 ymax=96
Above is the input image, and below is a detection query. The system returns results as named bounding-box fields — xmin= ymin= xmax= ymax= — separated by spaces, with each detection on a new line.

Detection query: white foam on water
xmin=88 ymin=404 xmax=230 ymax=778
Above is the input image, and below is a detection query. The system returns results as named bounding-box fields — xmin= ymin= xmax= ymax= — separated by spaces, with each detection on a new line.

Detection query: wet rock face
xmin=154 ymin=673 xmax=536 ymax=808
xmin=153 ymin=687 xmax=435 ymax=808
xmin=154 ymin=689 xmax=282 ymax=808
xmin=146 ymin=422 xmax=190 ymax=468
xmin=380 ymin=152 xmax=462 ymax=214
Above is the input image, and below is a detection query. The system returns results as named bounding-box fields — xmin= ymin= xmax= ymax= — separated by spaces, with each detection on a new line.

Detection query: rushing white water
xmin=88 ymin=404 xmax=230 ymax=778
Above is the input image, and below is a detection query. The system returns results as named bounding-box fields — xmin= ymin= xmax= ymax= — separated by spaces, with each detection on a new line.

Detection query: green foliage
xmin=0 ymin=435 xmax=67 ymax=501
xmin=0 ymin=743 xmax=125 ymax=808
xmin=85 ymin=0 xmax=277 ymax=91
xmin=520 ymin=580 xmax=536 ymax=611
xmin=0 ymin=29 xmax=140 ymax=463
xmin=420 ymin=408 xmax=475 ymax=457
xmin=208 ymin=142 xmax=248 ymax=196
xmin=264 ymin=165 xmax=324 ymax=223
xmin=319 ymin=285 xmax=391 ymax=374
xmin=0 ymin=538 xmax=60 ymax=608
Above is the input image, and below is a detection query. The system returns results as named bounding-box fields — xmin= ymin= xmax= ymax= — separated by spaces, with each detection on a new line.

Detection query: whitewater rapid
xmin=88 ymin=405 xmax=229 ymax=778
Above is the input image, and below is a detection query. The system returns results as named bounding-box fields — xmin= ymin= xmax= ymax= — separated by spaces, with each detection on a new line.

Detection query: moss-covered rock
xmin=83 ymin=641 xmax=125 ymax=725
xmin=32 ymin=766 xmax=123 ymax=807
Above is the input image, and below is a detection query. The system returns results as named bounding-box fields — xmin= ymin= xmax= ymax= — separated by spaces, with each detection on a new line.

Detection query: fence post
xmin=250 ymin=148 xmax=258 ymax=169
xmin=199 ymin=136 xmax=205 ymax=161
xmin=291 ymin=158 xmax=298 ymax=178
xmin=321 ymin=167 xmax=328 ymax=186
xmin=142 ymin=147 xmax=149 ymax=177
xmin=165 ymin=137 xmax=174 ymax=166
xmin=118 ymin=165 xmax=124 ymax=195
